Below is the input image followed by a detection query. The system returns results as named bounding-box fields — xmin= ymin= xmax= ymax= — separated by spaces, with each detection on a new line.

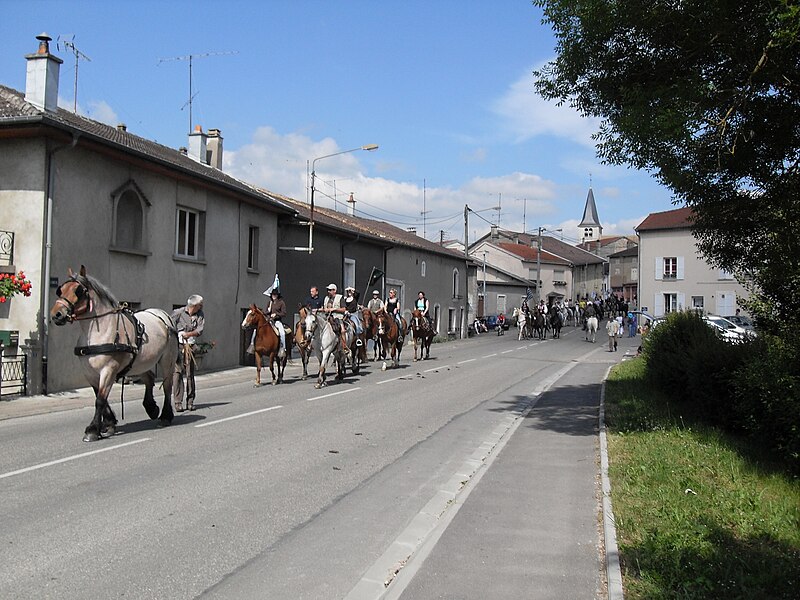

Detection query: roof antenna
xmin=157 ymin=50 xmax=239 ymax=134
xmin=57 ymin=35 xmax=91 ymax=113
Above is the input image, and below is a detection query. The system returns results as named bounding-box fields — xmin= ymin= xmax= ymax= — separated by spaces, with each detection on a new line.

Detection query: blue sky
xmin=2 ymin=0 xmax=676 ymax=245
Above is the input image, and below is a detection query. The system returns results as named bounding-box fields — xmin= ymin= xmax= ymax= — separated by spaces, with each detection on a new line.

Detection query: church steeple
xmin=578 ymin=187 xmax=602 ymax=244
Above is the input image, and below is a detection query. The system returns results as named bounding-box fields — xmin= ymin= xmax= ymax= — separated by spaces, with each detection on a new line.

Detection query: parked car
xmin=703 ymin=315 xmax=754 ymax=342
xmin=724 ymin=314 xmax=756 ymax=332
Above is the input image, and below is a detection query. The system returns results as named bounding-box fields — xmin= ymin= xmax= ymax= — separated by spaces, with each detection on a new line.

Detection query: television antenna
xmin=157 ymin=50 xmax=238 ymax=133
xmin=57 ymin=35 xmax=91 ymax=113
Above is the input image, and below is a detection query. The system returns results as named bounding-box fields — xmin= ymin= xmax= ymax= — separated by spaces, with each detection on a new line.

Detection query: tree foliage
xmin=534 ymin=0 xmax=800 ymax=333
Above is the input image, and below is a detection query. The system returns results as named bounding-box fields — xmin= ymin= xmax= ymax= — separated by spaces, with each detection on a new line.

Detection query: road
xmin=0 ymin=325 xmax=625 ymax=599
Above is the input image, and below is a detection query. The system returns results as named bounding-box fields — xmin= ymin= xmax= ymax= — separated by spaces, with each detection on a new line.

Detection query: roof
xmin=271 ymin=193 xmax=467 ymax=261
xmin=609 ymin=246 xmax=639 ymax=258
xmin=578 ymin=188 xmax=601 ymax=228
xmin=471 ymin=229 xmax=606 ymax=265
xmin=497 ymin=242 xmax=571 ymax=265
xmin=636 ymin=207 xmax=694 ymax=232
xmin=0 ymin=84 xmax=294 ymax=215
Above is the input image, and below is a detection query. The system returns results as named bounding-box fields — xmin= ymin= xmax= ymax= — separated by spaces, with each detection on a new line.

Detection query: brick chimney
xmin=206 ymin=128 xmax=223 ymax=169
xmin=25 ymin=33 xmax=62 ymax=112
xmin=347 ymin=192 xmax=356 ymax=216
xmin=188 ymin=124 xmax=208 ymax=164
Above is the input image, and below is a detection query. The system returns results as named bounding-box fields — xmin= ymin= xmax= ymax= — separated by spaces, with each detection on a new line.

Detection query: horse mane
xmin=77 ymin=274 xmax=120 ymax=306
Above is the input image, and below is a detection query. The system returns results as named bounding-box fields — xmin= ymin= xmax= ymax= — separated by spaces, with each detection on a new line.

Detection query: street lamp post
xmin=307 ymin=143 xmax=378 ymax=253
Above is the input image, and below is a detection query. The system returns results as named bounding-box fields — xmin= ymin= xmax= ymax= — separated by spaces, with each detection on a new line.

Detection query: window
xmin=344 ymin=258 xmax=356 ymax=290
xmin=111 ymin=180 xmax=150 ymax=254
xmin=175 ymin=207 xmax=205 ymax=259
xmin=448 ymin=308 xmax=456 ymax=333
xmin=452 ymin=268 xmax=460 ymax=298
xmin=631 ymin=267 xmax=638 ymax=280
xmin=553 ymin=269 xmax=566 ymax=285
xmin=663 ymin=257 xmax=677 ymax=279
xmin=692 ymin=296 xmax=704 ymax=311
xmin=719 ymin=269 xmax=734 ymax=280
xmin=664 ymin=293 xmax=678 ymax=313
xmin=247 ymin=226 xmax=259 ymax=271
xmin=421 ymin=260 xmax=426 ymax=277
xmin=497 ymin=294 xmax=507 ymax=315
xmin=584 ymin=228 xmax=593 ymax=239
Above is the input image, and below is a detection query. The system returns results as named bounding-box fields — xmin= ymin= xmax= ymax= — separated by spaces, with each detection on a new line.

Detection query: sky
xmin=1 ymin=0 xmax=677 ymax=246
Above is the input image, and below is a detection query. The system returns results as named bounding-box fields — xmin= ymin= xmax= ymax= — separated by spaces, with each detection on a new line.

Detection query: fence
xmin=0 ymin=345 xmax=27 ymax=397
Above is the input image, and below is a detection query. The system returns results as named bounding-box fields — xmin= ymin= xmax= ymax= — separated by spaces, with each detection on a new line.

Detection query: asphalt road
xmin=0 ymin=326 xmax=627 ymax=599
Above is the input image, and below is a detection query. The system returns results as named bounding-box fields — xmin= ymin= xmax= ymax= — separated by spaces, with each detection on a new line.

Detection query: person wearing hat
xmin=323 ymin=284 xmax=349 ymax=353
xmin=172 ymin=294 xmax=205 ymax=412
xmin=343 ymin=286 xmax=364 ymax=342
xmin=366 ymin=290 xmax=384 ymax=313
xmin=267 ymin=288 xmax=288 ymax=358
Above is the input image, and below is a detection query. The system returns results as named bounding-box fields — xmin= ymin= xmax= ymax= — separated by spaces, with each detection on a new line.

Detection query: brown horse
xmin=241 ymin=304 xmax=292 ymax=386
xmin=374 ymin=308 xmax=407 ymax=368
xmin=294 ymin=305 xmax=314 ymax=380
xmin=409 ymin=309 xmax=434 ymax=361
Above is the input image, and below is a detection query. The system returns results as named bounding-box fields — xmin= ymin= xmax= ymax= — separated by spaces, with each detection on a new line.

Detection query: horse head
xmin=51 ymin=266 xmax=92 ymax=325
xmin=241 ymin=304 xmax=262 ymax=330
xmin=303 ymin=309 xmax=319 ymax=342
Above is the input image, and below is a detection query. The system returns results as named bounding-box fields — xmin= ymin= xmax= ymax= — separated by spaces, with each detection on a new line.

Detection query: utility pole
xmin=536 ymin=227 xmax=543 ymax=305
xmin=157 ymin=50 xmax=238 ymax=133
xmin=420 ymin=178 xmax=430 ymax=239
xmin=464 ymin=204 xmax=470 ymax=339
xmin=57 ymin=36 xmax=91 ymax=113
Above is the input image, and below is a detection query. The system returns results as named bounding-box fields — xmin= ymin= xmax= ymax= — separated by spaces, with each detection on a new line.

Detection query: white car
xmin=703 ymin=315 xmax=754 ymax=342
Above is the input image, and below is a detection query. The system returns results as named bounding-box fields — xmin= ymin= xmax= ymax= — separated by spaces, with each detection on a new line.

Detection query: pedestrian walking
xmin=172 ymin=294 xmax=205 ymax=412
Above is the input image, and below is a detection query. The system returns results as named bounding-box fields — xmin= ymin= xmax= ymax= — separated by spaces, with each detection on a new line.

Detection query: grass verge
xmin=605 ymin=357 xmax=800 ymax=599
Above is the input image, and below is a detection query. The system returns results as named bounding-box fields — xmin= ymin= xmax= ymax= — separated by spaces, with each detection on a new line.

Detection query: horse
xmin=346 ymin=308 xmax=373 ymax=375
xmin=364 ymin=308 xmax=383 ymax=361
xmin=531 ymin=309 xmax=546 ymax=340
xmin=374 ymin=308 xmax=407 ymax=368
xmin=241 ymin=304 xmax=292 ymax=386
xmin=303 ymin=311 xmax=352 ymax=388
xmin=585 ymin=315 xmax=599 ymax=343
xmin=293 ymin=305 xmax=314 ymax=380
xmin=49 ymin=266 xmax=178 ymax=442
xmin=409 ymin=309 xmax=434 ymax=361
xmin=564 ymin=305 xmax=578 ymax=327
xmin=549 ymin=309 xmax=564 ymax=339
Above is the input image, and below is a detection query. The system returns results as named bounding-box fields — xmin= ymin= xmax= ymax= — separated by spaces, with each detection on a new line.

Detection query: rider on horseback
xmin=323 ymin=283 xmax=350 ymax=354
xmin=343 ymin=286 xmax=364 ymax=348
xmin=385 ymin=288 xmax=404 ymax=343
xmin=415 ymin=291 xmax=437 ymax=336
xmin=367 ymin=290 xmax=383 ymax=313
xmin=267 ymin=289 xmax=287 ymax=358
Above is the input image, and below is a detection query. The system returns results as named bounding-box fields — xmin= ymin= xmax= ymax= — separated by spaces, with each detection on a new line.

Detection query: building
xmin=636 ymin=207 xmax=749 ymax=316
xmin=608 ymin=245 xmax=638 ymax=305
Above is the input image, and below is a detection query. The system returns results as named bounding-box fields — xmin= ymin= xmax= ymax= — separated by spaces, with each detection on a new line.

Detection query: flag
xmin=367 ymin=267 xmax=384 ymax=287
xmin=525 ymin=286 xmax=533 ymax=301
xmin=263 ymin=273 xmax=280 ymax=296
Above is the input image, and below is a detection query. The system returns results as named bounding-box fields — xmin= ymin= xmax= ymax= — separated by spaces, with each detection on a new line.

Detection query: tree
xmin=533 ymin=0 xmax=800 ymax=333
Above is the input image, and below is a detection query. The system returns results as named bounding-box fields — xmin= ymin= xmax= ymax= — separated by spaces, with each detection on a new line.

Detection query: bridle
xmin=53 ymin=278 xmax=91 ymax=322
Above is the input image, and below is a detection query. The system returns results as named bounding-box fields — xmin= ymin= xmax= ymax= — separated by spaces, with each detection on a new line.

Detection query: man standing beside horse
xmin=172 ymin=294 xmax=205 ymax=412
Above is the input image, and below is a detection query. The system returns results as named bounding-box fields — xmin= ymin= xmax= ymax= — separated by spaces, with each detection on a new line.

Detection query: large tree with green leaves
xmin=534 ymin=0 xmax=800 ymax=333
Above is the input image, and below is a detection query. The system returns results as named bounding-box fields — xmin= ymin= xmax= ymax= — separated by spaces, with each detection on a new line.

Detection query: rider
xmin=267 ymin=289 xmax=287 ymax=358
xmin=305 ymin=286 xmax=324 ymax=312
xmin=343 ymin=286 xmax=364 ymax=346
xmin=323 ymin=283 xmax=349 ymax=354
xmin=385 ymin=288 xmax=404 ymax=343
xmin=497 ymin=312 xmax=506 ymax=335
xmin=415 ymin=291 xmax=437 ymax=335
xmin=366 ymin=290 xmax=384 ymax=313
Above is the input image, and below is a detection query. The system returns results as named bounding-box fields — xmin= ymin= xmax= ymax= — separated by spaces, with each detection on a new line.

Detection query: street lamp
xmin=306 ymin=143 xmax=378 ymax=253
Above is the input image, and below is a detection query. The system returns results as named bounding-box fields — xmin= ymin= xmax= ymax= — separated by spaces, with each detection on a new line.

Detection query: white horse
xmin=50 ymin=266 xmax=178 ymax=442
xmin=512 ymin=307 xmax=527 ymax=340
xmin=304 ymin=311 xmax=352 ymax=388
xmin=585 ymin=316 xmax=599 ymax=343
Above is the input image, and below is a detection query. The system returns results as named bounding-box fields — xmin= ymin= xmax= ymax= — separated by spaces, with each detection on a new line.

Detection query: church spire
xmin=578 ymin=187 xmax=602 ymax=243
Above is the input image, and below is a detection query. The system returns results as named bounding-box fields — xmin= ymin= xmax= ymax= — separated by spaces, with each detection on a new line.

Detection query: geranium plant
xmin=192 ymin=340 xmax=216 ymax=355
xmin=0 ymin=271 xmax=32 ymax=303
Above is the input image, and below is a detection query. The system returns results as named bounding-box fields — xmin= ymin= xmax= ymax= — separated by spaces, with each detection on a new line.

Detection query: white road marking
xmin=423 ymin=365 xmax=450 ymax=373
xmin=376 ymin=376 xmax=407 ymax=385
xmin=501 ymin=349 xmax=514 ymax=354
xmin=0 ymin=438 xmax=151 ymax=480
xmin=457 ymin=358 xmax=476 ymax=364
xmin=516 ymin=346 xmax=527 ymax=350
xmin=307 ymin=387 xmax=361 ymax=402
xmin=481 ymin=353 xmax=497 ymax=358
xmin=195 ymin=405 xmax=283 ymax=428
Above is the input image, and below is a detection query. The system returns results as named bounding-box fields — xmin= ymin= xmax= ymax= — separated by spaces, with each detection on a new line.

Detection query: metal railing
xmin=0 ymin=230 xmax=14 ymax=265
xmin=0 ymin=344 xmax=27 ymax=397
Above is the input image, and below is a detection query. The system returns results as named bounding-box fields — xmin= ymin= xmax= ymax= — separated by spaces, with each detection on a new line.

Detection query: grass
xmin=605 ymin=358 xmax=800 ymax=599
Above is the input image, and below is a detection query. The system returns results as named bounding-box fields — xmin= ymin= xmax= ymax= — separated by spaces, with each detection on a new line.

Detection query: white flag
xmin=263 ymin=273 xmax=280 ymax=296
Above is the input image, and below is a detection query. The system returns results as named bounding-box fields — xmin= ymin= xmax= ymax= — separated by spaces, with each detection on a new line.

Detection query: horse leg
xmin=315 ymin=349 xmax=328 ymax=388
xmin=84 ymin=372 xmax=115 ymax=442
xmin=140 ymin=370 xmax=160 ymax=420
xmin=158 ymin=353 xmax=175 ymax=423
xmin=269 ymin=353 xmax=278 ymax=385
xmin=254 ymin=351 xmax=263 ymax=387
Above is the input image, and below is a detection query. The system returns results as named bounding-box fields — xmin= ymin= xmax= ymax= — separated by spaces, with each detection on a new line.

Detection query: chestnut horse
xmin=294 ymin=305 xmax=314 ymax=380
xmin=241 ymin=304 xmax=292 ymax=386
xmin=374 ymin=308 xmax=407 ymax=368
xmin=409 ymin=309 xmax=434 ymax=361
xmin=49 ymin=266 xmax=177 ymax=442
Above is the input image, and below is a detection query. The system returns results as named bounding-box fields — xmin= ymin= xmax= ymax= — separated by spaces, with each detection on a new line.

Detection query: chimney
xmin=188 ymin=124 xmax=208 ymax=164
xmin=116 ymin=123 xmax=127 ymax=132
xmin=347 ymin=192 xmax=356 ymax=216
xmin=206 ymin=128 xmax=223 ymax=169
xmin=490 ymin=225 xmax=499 ymax=239
xmin=407 ymin=227 xmax=417 ymax=235
xmin=25 ymin=33 xmax=63 ymax=112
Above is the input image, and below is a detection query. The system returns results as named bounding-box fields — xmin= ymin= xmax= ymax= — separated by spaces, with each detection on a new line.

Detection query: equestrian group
xmin=49 ymin=268 xmax=440 ymax=443
xmin=512 ymin=298 xmax=571 ymax=341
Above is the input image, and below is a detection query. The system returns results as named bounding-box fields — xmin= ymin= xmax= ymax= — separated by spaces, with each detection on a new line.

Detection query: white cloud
xmin=491 ymin=68 xmax=600 ymax=148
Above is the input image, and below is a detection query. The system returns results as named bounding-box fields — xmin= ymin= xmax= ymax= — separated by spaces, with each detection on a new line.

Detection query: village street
xmin=0 ymin=327 xmax=633 ymax=599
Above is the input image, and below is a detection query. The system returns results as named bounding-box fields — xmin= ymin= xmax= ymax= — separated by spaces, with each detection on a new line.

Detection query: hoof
xmin=143 ymin=400 xmax=159 ymax=420
xmin=382 ymin=362 xmax=387 ymax=371
xmin=83 ymin=431 xmax=100 ymax=442
xmin=253 ymin=383 xmax=262 ymax=388
xmin=301 ymin=375 xmax=308 ymax=380
xmin=156 ymin=418 xmax=172 ymax=428
xmin=100 ymin=424 xmax=116 ymax=438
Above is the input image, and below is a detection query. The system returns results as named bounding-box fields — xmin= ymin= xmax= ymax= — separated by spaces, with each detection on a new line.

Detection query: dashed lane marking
xmin=195 ymin=405 xmax=283 ymax=428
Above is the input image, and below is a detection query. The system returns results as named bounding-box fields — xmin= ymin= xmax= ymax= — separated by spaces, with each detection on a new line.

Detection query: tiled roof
xmin=0 ymin=84 xmax=294 ymax=215
xmin=636 ymin=207 xmax=694 ymax=231
xmin=473 ymin=229 xmax=606 ymax=265
xmin=497 ymin=242 xmax=571 ymax=265
xmin=609 ymin=246 xmax=639 ymax=258
xmin=269 ymin=193 xmax=468 ymax=261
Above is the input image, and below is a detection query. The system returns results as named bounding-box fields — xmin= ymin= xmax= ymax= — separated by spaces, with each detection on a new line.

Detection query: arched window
xmin=111 ymin=180 xmax=150 ymax=254
xmin=452 ymin=268 xmax=460 ymax=298
xmin=421 ymin=260 xmax=426 ymax=277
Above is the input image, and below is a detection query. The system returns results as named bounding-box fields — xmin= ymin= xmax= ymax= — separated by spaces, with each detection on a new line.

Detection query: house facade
xmin=637 ymin=207 xmax=749 ymax=316
xmin=0 ymin=35 xmax=294 ymax=393
xmin=609 ymin=246 xmax=639 ymax=305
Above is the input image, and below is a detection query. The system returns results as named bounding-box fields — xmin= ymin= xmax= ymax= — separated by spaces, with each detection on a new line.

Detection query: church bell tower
xmin=578 ymin=187 xmax=602 ymax=244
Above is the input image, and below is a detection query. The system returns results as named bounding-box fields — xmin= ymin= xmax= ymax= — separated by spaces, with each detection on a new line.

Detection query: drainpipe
xmin=40 ymin=132 xmax=79 ymax=394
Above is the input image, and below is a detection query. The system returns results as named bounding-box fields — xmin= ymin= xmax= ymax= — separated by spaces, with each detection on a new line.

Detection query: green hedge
xmin=641 ymin=312 xmax=799 ymax=472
